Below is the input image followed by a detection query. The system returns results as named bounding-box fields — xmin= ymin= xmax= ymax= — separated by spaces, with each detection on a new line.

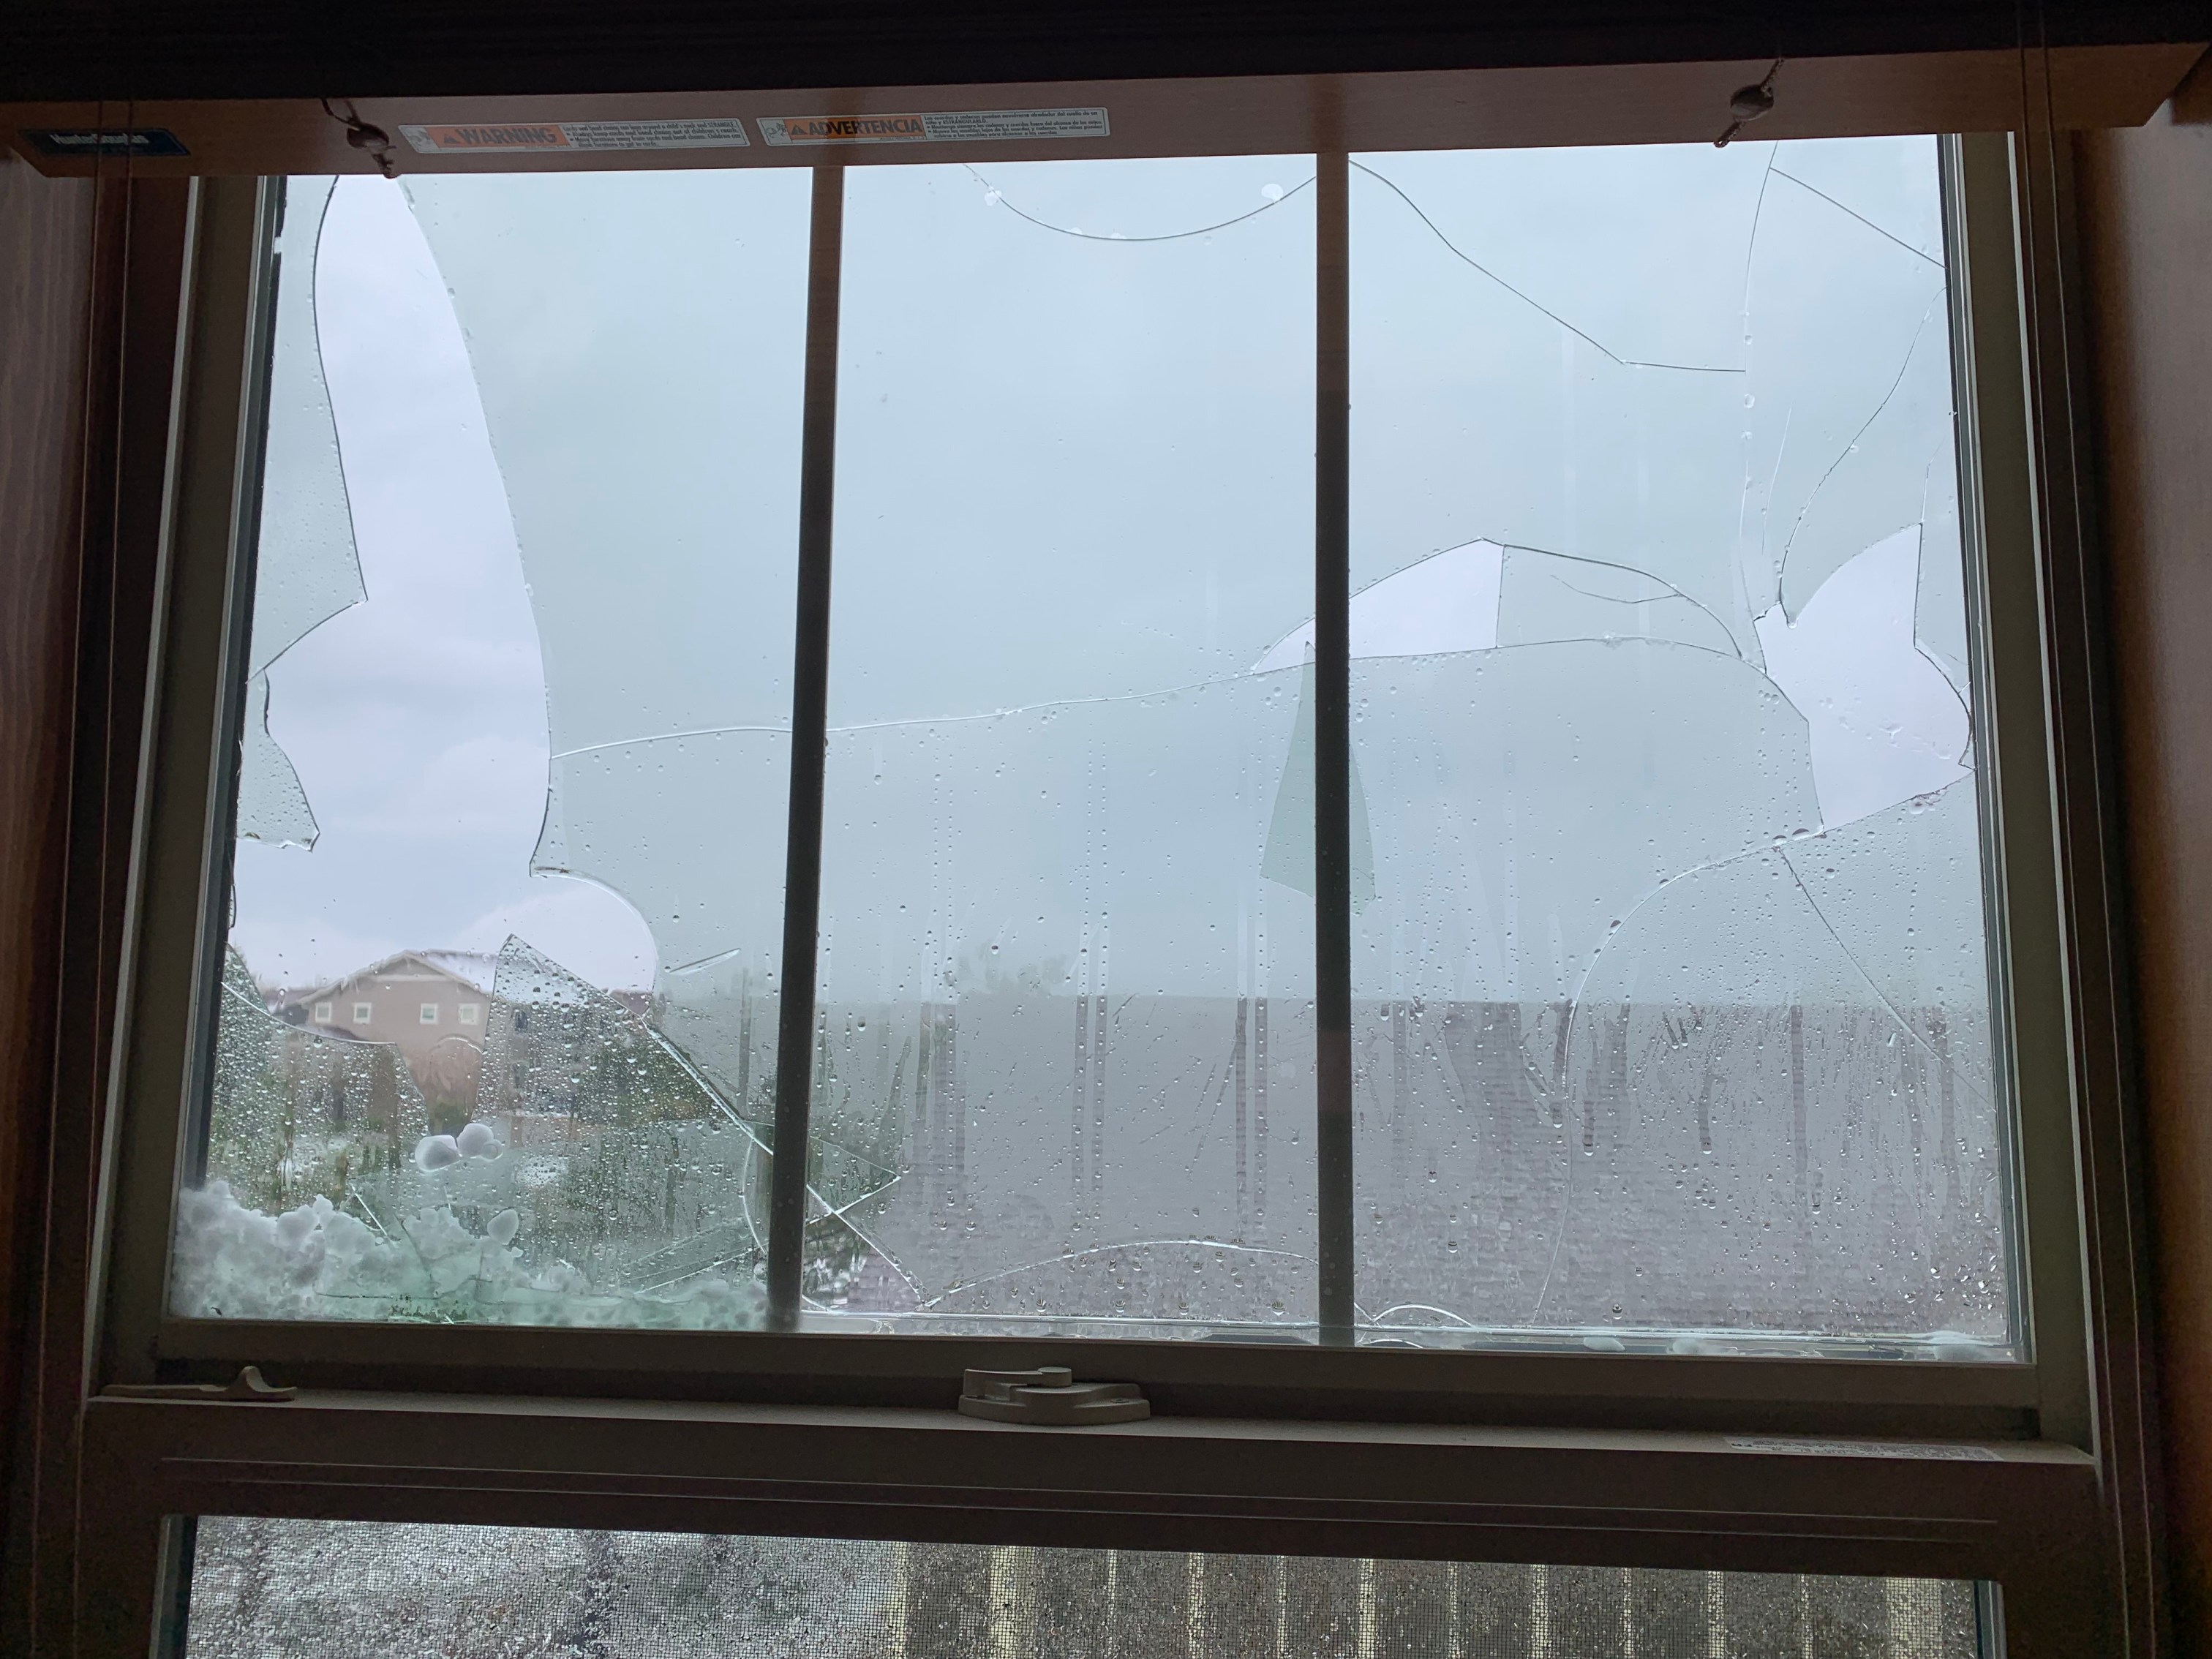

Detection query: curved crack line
xmin=557 ymin=626 xmax=1807 ymax=889
xmin=966 ymin=165 xmax=1314 ymax=243
xmin=1913 ymin=635 xmax=1976 ymax=766
xmin=1353 ymin=159 xmax=1743 ymax=375
xmin=563 ymin=544 xmax=1768 ymax=765
xmin=1738 ymin=143 xmax=1778 ymax=323
xmin=549 ymin=666 xmax=1267 ymax=761
xmin=1770 ymin=167 xmax=1944 ymax=269
xmin=1497 ymin=541 xmax=1745 ymax=652
xmin=1777 ymin=299 xmax=1938 ymax=573
xmin=1735 ymin=146 xmax=1780 ymax=631
xmin=1527 ymin=1102 xmax=1577 ymax=1323
xmin=631 ymin=1024 xmax=928 ymax=1302
xmin=1527 ymin=777 xmax=1987 ymax=1320
xmin=1365 ymin=1301 xmax=1482 ymax=1329
xmin=1540 ymin=573 xmax=1685 ymax=609
xmin=798 ymin=1197 xmax=927 ymax=1312
xmin=253 ymin=178 xmax=369 ymax=685
xmin=1772 ymin=849 xmax=1986 ymax=1105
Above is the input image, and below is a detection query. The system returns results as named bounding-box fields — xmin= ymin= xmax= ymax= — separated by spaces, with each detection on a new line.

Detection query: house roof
xmin=282 ymin=949 xmax=502 ymax=1011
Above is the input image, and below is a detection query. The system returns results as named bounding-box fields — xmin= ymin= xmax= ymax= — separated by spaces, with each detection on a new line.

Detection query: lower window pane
xmin=182 ymin=1516 xmax=1988 ymax=1658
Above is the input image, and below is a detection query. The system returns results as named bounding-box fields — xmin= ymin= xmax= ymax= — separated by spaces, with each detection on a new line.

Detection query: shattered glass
xmin=178 ymin=138 xmax=2009 ymax=1354
xmin=184 ymin=1517 xmax=1988 ymax=1659
xmin=1346 ymin=139 xmax=2004 ymax=1353
xmin=175 ymin=170 xmax=810 ymax=1328
xmin=801 ymin=159 xmax=1320 ymax=1332
xmin=235 ymin=175 xmax=361 ymax=849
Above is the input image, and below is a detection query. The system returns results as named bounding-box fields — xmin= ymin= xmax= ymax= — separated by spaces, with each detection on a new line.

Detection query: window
xmin=311 ymin=1001 xmax=332 ymax=1024
xmin=161 ymin=140 xmax=2029 ymax=1357
xmin=70 ymin=49 xmax=2157 ymax=1659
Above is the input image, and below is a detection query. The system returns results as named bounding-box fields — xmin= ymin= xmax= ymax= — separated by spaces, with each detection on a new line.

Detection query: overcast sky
xmin=227 ymin=138 xmax=1977 ymax=1005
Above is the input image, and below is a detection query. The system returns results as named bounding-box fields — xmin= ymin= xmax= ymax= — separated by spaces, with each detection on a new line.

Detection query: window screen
xmin=180 ymin=1517 xmax=1989 ymax=1658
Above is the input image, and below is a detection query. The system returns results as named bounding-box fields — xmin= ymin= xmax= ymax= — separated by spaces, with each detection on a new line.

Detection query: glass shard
xmin=178 ymin=169 xmax=808 ymax=1330
xmin=809 ymin=157 xmax=1319 ymax=1336
xmin=1348 ymin=138 xmax=2006 ymax=1355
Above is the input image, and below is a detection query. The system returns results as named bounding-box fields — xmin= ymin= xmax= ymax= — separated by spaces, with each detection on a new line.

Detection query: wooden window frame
xmin=10 ymin=49 xmax=2170 ymax=1659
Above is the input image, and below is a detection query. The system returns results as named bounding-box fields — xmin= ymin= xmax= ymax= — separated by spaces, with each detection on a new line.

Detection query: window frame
xmin=53 ymin=75 xmax=2155 ymax=1659
xmin=99 ymin=137 xmax=2071 ymax=1435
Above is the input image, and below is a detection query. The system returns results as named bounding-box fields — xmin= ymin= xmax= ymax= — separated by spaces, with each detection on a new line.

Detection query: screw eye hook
xmin=1715 ymin=59 xmax=1784 ymax=148
xmin=321 ymin=97 xmax=399 ymax=179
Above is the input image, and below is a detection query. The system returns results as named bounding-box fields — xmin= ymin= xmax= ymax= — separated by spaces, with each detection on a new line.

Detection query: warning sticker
xmin=399 ymin=120 xmax=752 ymax=155
xmin=758 ymin=108 xmax=1110 ymax=146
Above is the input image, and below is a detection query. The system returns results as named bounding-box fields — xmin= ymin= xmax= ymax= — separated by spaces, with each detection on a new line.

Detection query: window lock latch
xmin=958 ymin=1366 xmax=1149 ymax=1426
xmin=103 ymin=1365 xmax=297 ymax=1403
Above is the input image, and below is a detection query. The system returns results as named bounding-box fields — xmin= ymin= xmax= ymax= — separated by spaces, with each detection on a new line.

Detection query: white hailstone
xmin=455 ymin=1121 xmax=503 ymax=1159
xmin=275 ymin=1205 xmax=319 ymax=1249
xmin=413 ymin=1134 xmax=461 ymax=1173
xmin=487 ymin=1209 xmax=520 ymax=1246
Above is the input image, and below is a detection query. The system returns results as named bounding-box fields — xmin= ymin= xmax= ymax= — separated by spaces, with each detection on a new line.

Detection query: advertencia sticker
xmin=400 ymin=120 xmax=752 ymax=155
xmin=758 ymin=108 xmax=1111 ymax=146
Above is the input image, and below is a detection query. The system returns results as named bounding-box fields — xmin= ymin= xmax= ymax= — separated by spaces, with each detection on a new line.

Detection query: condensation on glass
xmin=173 ymin=169 xmax=808 ymax=1329
xmin=1344 ymin=140 xmax=2005 ymax=1357
xmin=181 ymin=1517 xmax=1990 ymax=1658
xmin=807 ymin=158 xmax=1320 ymax=1333
xmin=173 ymin=138 xmax=2012 ymax=1355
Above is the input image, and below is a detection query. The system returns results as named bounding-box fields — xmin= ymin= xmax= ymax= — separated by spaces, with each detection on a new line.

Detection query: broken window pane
xmin=807 ymin=159 xmax=1318 ymax=1333
xmin=178 ymin=140 xmax=2012 ymax=1357
xmin=174 ymin=170 xmax=810 ymax=1328
xmin=1346 ymin=140 xmax=2006 ymax=1355
xmin=182 ymin=1516 xmax=1991 ymax=1658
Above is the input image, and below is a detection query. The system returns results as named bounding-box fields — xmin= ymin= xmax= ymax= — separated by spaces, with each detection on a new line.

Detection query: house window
xmin=458 ymin=1002 xmax=481 ymax=1026
xmin=312 ymin=1001 xmax=332 ymax=1024
xmin=352 ymin=1001 xmax=372 ymax=1025
xmin=85 ymin=99 xmax=2141 ymax=1656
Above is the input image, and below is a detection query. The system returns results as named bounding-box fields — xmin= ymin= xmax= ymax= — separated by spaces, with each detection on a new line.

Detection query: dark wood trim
xmin=0 ymin=168 xmax=194 ymax=1657
xmin=1 ymin=0 xmax=2207 ymax=104
xmin=2079 ymin=102 xmax=2212 ymax=1659
xmin=0 ymin=152 xmax=99 ymax=1647
xmin=2011 ymin=65 xmax=2171 ymax=1656
xmin=7 ymin=46 xmax=2207 ymax=183
xmin=79 ymin=1391 xmax=2086 ymax=1576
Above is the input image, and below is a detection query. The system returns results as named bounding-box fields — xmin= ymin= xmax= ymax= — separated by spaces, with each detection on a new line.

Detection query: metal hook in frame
xmin=320 ymin=97 xmax=400 ymax=178
xmin=1715 ymin=60 xmax=1785 ymax=146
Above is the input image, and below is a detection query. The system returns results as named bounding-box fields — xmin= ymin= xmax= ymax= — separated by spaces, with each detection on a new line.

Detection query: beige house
xmin=277 ymin=950 xmax=503 ymax=1120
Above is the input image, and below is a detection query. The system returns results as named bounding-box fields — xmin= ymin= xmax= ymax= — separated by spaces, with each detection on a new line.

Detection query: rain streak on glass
xmin=1346 ymin=140 xmax=2004 ymax=1355
xmin=182 ymin=1517 xmax=1990 ymax=1659
xmin=174 ymin=170 xmax=809 ymax=1329
xmin=808 ymin=157 xmax=1320 ymax=1334
xmin=173 ymin=139 xmax=2010 ymax=1355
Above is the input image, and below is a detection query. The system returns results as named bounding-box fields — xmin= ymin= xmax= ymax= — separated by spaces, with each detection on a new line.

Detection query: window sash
xmin=94 ymin=132 xmax=2083 ymax=1446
